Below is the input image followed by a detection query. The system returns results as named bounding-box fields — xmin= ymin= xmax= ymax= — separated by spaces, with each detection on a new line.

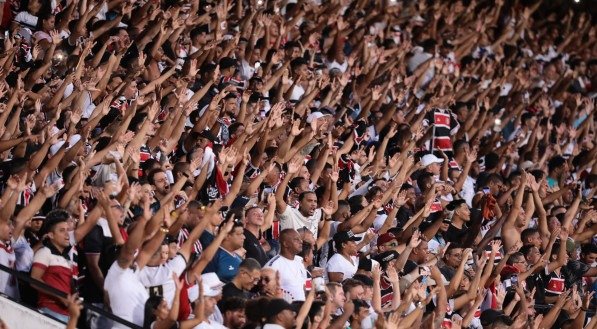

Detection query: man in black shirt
xmin=443 ymin=199 xmax=470 ymax=244
xmin=243 ymin=205 xmax=270 ymax=266
xmin=221 ymin=258 xmax=262 ymax=303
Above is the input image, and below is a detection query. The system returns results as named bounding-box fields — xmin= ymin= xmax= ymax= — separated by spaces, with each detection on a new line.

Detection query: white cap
xmin=420 ymin=154 xmax=444 ymax=167
xmin=520 ymin=161 xmax=534 ymax=171
xmin=201 ymin=272 xmax=224 ymax=297
xmin=50 ymin=134 xmax=82 ymax=156
xmin=306 ymin=112 xmax=324 ymax=123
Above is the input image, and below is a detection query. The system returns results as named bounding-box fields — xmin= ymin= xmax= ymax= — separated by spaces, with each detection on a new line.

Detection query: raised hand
xmin=490 ymin=239 xmax=502 ymax=255
xmin=410 ymin=230 xmax=422 ymax=248
xmin=322 ymin=201 xmax=335 ymax=216
xmin=393 ymin=190 xmax=407 ymax=207
xmin=290 ymin=120 xmax=303 ymax=136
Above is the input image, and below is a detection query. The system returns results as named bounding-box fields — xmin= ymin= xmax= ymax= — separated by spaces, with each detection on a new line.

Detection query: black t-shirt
xmin=396 ymin=207 xmax=414 ymax=229
xmin=243 ymin=229 xmax=269 ymax=266
xmin=526 ymin=273 xmax=546 ymax=305
xmin=80 ymin=225 xmax=114 ymax=303
xmin=220 ymin=282 xmax=251 ymax=302
xmin=444 ymin=224 xmax=467 ymax=244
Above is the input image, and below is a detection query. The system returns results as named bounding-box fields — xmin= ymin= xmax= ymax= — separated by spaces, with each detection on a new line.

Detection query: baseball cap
xmin=219 ymin=57 xmax=238 ymax=70
xmin=420 ymin=154 xmax=444 ymax=167
xmin=373 ymin=250 xmax=400 ymax=269
xmin=201 ymin=272 xmax=224 ymax=297
xmin=333 ymin=231 xmax=360 ymax=244
xmin=306 ymin=111 xmax=325 ymax=123
xmin=197 ymin=129 xmax=217 ymax=142
xmin=377 ymin=232 xmax=397 ymax=246
xmin=50 ymin=134 xmax=82 ymax=156
xmin=357 ymin=258 xmax=380 ymax=272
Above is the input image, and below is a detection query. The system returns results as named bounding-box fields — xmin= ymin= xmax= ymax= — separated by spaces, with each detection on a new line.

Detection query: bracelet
xmin=581 ymin=307 xmax=588 ymax=312
xmin=159 ymin=226 xmax=169 ymax=234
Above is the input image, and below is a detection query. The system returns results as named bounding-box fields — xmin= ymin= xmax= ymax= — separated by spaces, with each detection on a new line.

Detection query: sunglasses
xmin=260 ymin=276 xmax=271 ymax=283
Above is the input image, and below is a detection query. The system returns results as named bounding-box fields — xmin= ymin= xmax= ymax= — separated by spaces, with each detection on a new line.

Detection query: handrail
xmin=0 ymin=263 xmax=143 ymax=329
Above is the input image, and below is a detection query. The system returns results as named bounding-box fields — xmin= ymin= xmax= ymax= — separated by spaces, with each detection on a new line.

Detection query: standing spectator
xmin=31 ymin=210 xmax=79 ymax=323
xmin=265 ymin=229 xmax=307 ymax=302
xmin=326 ymin=231 xmax=360 ymax=283
xmin=204 ymin=221 xmax=245 ymax=283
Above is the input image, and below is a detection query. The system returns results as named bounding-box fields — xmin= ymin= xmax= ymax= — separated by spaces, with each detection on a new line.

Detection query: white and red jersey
xmin=32 ymin=244 xmax=79 ymax=315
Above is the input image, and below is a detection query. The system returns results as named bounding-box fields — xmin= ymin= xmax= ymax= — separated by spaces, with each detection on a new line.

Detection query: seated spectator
xmin=221 ymin=257 xmax=261 ymax=301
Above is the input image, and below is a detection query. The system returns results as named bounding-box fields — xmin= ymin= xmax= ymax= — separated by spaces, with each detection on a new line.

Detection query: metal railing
xmin=0 ymin=264 xmax=142 ymax=329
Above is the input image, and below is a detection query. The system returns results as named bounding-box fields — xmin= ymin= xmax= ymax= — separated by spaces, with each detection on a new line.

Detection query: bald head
xmin=279 ymin=229 xmax=302 ymax=256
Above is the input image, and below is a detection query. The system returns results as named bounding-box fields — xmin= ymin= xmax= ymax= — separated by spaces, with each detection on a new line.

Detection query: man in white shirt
xmin=265 ymin=229 xmax=307 ymax=301
xmin=275 ymin=158 xmax=337 ymax=237
xmin=104 ymin=203 xmax=174 ymax=329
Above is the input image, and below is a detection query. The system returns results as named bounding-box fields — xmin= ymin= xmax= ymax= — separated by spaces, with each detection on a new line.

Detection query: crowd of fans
xmin=0 ymin=0 xmax=596 ymax=328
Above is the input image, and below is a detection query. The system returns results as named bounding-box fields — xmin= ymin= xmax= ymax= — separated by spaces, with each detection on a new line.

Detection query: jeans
xmin=39 ymin=307 xmax=69 ymax=324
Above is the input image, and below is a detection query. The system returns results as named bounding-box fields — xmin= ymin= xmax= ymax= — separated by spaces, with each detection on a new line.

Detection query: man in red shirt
xmin=31 ymin=210 xmax=78 ymax=323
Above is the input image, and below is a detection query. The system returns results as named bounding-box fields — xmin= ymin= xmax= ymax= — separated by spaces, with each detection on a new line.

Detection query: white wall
xmin=0 ymin=295 xmax=64 ymax=329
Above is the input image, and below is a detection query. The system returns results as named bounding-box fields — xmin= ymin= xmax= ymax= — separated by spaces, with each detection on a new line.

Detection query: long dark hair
xmin=143 ymin=296 xmax=164 ymax=329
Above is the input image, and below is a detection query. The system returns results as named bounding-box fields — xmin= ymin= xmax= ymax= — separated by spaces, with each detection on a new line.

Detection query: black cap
xmin=333 ymin=231 xmax=360 ymax=244
xmin=219 ymin=57 xmax=238 ymax=70
xmin=197 ymin=129 xmax=217 ymax=142
xmin=480 ymin=310 xmax=513 ymax=327
xmin=446 ymin=199 xmax=466 ymax=211
xmin=373 ymin=250 xmax=400 ymax=269
xmin=265 ymin=298 xmax=297 ymax=318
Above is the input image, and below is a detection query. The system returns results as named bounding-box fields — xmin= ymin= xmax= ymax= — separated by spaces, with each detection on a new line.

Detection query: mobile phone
xmin=510 ymin=275 xmax=518 ymax=285
xmin=482 ymin=187 xmax=490 ymax=195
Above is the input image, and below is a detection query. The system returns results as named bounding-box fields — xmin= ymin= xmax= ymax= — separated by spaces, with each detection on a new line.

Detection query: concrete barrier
xmin=0 ymin=295 xmax=64 ymax=329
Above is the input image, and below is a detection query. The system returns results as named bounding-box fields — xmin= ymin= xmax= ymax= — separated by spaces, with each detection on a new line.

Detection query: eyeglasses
xmin=383 ymin=242 xmax=398 ymax=248
xmin=243 ymin=271 xmax=260 ymax=283
xmin=260 ymin=276 xmax=271 ymax=283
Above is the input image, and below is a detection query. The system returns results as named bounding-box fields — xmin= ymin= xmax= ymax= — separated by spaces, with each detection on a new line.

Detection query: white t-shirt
xmin=193 ymin=320 xmax=228 ymax=329
xmin=138 ymin=255 xmax=187 ymax=307
xmin=104 ymin=262 xmax=149 ymax=329
xmin=326 ymin=254 xmax=358 ymax=281
xmin=265 ymin=255 xmax=307 ymax=301
xmin=12 ymin=235 xmax=33 ymax=272
xmin=63 ymin=84 xmax=96 ymax=119
xmin=278 ymin=206 xmax=322 ymax=237
xmin=0 ymin=242 xmax=18 ymax=299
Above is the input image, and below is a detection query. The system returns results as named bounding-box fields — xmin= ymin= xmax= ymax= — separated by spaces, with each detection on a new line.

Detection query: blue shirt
xmin=204 ymin=248 xmax=242 ymax=283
